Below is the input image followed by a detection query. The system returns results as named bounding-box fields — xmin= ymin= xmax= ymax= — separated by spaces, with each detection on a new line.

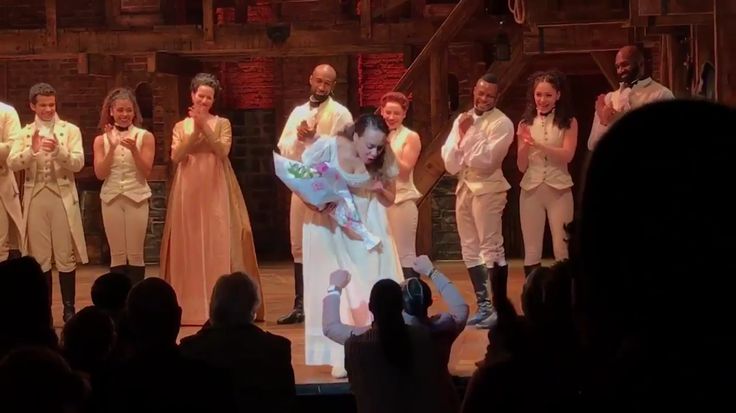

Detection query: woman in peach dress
xmin=160 ymin=73 xmax=263 ymax=325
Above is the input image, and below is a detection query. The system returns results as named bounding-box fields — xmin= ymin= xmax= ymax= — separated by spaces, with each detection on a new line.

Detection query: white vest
xmin=390 ymin=125 xmax=422 ymax=203
xmin=100 ymin=126 xmax=152 ymax=203
xmin=520 ymin=113 xmax=573 ymax=191
xmin=32 ymin=122 xmax=61 ymax=197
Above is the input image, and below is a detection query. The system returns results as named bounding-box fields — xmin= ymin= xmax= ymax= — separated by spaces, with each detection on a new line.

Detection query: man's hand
xmin=412 ymin=255 xmax=435 ymax=277
xmin=329 ymin=269 xmax=351 ymax=289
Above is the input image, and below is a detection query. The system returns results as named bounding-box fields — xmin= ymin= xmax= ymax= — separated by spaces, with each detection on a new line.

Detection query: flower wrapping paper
xmin=273 ymin=152 xmax=381 ymax=250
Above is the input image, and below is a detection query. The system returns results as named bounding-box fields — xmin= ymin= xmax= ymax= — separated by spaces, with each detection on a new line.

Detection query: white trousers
xmin=102 ymin=195 xmax=149 ymax=267
xmin=387 ymin=199 xmax=418 ymax=268
xmin=289 ymin=193 xmax=307 ymax=263
xmin=455 ymin=185 xmax=507 ymax=268
xmin=28 ymin=188 xmax=75 ymax=272
xmin=520 ymin=183 xmax=573 ymax=265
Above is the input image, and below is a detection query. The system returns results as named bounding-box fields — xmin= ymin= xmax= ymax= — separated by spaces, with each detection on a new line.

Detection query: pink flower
xmin=315 ymin=162 xmax=329 ymax=174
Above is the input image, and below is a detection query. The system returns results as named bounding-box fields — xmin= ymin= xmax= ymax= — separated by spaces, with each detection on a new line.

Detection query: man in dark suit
xmin=180 ymin=272 xmax=296 ymax=413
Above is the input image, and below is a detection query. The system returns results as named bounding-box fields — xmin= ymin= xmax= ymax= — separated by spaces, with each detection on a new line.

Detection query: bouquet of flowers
xmin=273 ymin=152 xmax=381 ymax=250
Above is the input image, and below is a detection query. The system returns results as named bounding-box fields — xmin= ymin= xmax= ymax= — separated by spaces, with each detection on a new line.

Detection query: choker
xmin=539 ymin=108 xmax=555 ymax=117
xmin=114 ymin=125 xmax=130 ymax=132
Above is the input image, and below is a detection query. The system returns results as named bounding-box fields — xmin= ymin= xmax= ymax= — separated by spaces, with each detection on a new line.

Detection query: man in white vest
xmin=441 ymin=73 xmax=514 ymax=329
xmin=0 ymin=101 xmax=24 ymax=262
xmin=588 ymin=45 xmax=674 ymax=150
xmin=7 ymin=83 xmax=88 ymax=322
xmin=276 ymin=64 xmax=353 ymax=324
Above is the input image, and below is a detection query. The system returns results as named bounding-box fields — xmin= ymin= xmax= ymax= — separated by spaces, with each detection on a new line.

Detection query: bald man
xmin=588 ymin=45 xmax=674 ymax=150
xmin=276 ymin=64 xmax=353 ymax=324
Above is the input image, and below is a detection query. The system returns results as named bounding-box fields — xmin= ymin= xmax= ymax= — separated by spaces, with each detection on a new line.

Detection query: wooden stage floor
xmin=51 ymin=260 xmax=532 ymax=390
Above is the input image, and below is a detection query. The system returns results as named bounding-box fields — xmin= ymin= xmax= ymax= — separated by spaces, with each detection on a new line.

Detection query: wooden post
xmin=715 ymin=0 xmax=736 ymax=106
xmin=235 ymin=0 xmax=248 ymax=23
xmin=203 ymin=0 xmax=215 ymax=42
xmin=45 ymin=0 xmax=57 ymax=47
xmin=361 ymin=0 xmax=372 ymax=39
xmin=429 ymin=49 xmax=449 ymax=137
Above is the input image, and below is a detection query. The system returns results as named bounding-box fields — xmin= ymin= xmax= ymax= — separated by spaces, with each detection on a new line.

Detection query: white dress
xmin=301 ymin=137 xmax=403 ymax=367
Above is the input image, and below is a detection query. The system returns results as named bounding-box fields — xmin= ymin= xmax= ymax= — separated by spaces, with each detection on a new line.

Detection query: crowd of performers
xmin=0 ymin=45 xmax=673 ymax=377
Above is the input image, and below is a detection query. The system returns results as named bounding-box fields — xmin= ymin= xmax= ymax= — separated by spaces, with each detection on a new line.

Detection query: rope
xmin=508 ymin=0 xmax=526 ymax=24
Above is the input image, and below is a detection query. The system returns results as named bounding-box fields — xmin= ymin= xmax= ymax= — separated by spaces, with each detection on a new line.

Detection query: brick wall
xmin=3 ymin=58 xmax=110 ymax=164
xmin=358 ymin=53 xmax=406 ymax=108
xmin=0 ymin=0 xmax=44 ymax=29
xmin=217 ymin=59 xmax=278 ymax=109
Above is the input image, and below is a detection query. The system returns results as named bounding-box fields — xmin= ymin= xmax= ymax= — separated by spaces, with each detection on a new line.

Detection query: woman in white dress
xmin=300 ymin=113 xmax=403 ymax=378
xmin=380 ymin=92 xmax=422 ymax=279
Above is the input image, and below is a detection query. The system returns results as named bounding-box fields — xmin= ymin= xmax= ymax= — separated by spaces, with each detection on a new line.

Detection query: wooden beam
xmin=0 ymin=19 xmax=501 ymax=57
xmin=591 ymin=51 xmax=620 ymax=89
xmin=361 ymin=0 xmax=372 ymax=39
xmin=411 ymin=0 xmax=426 ymax=18
xmin=203 ymin=0 xmax=215 ymax=41
xmin=637 ymin=0 xmax=713 ymax=15
xmin=715 ymin=0 xmax=736 ymax=106
xmin=373 ymin=0 xmax=410 ymax=19
xmin=45 ymin=0 xmax=57 ymax=47
xmin=526 ymin=0 xmax=629 ymax=27
xmin=77 ymin=53 xmax=117 ymax=77
xmin=146 ymin=52 xmax=203 ymax=76
xmin=105 ymin=0 xmax=121 ymax=27
xmin=394 ymin=0 xmax=483 ymax=93
xmin=523 ymin=22 xmax=631 ymax=54
xmin=429 ymin=49 xmax=448 ymax=136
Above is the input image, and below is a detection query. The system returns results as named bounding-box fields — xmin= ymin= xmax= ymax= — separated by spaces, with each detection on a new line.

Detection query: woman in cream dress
xmin=300 ymin=113 xmax=403 ymax=378
xmin=160 ymin=73 xmax=264 ymax=325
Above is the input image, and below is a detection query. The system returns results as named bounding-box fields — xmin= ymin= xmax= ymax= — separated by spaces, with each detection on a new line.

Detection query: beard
xmin=310 ymin=92 xmax=329 ymax=103
xmin=620 ymin=66 xmax=642 ymax=85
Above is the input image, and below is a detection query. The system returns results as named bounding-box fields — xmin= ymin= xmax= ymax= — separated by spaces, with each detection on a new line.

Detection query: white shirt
xmin=588 ymin=77 xmax=674 ymax=150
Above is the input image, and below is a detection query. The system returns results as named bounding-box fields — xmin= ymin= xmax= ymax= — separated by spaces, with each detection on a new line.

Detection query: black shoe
xmin=277 ymin=307 xmax=304 ymax=325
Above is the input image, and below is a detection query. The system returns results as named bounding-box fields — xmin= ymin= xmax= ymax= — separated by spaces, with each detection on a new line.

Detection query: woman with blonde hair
xmin=160 ymin=73 xmax=263 ymax=325
xmin=380 ymin=91 xmax=422 ymax=279
xmin=93 ymin=87 xmax=154 ymax=285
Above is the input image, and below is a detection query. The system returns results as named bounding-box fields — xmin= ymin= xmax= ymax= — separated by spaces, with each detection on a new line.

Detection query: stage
xmin=50 ymin=260 xmax=531 ymax=394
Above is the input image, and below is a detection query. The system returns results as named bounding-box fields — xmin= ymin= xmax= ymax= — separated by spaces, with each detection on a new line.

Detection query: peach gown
xmin=160 ymin=116 xmax=264 ymax=325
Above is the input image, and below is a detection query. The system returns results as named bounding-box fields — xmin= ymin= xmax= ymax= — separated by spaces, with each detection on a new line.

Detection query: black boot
xmin=277 ymin=263 xmax=304 ymax=325
xmin=44 ymin=270 xmax=53 ymax=325
xmin=402 ymin=267 xmax=419 ymax=279
xmin=110 ymin=265 xmax=127 ymax=276
xmin=477 ymin=265 xmax=509 ymax=329
xmin=44 ymin=270 xmax=52 ymax=305
xmin=466 ymin=265 xmax=494 ymax=326
xmin=59 ymin=270 xmax=76 ymax=323
xmin=126 ymin=265 xmax=146 ymax=286
xmin=524 ymin=263 xmax=542 ymax=278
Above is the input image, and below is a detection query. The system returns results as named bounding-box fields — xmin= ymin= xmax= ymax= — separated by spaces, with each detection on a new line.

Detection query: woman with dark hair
xmin=516 ymin=70 xmax=577 ymax=276
xmin=93 ymin=87 xmax=154 ymax=285
xmin=160 ymin=73 xmax=263 ymax=325
xmin=300 ymin=113 xmax=403 ymax=378
xmin=380 ymin=92 xmax=422 ymax=279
